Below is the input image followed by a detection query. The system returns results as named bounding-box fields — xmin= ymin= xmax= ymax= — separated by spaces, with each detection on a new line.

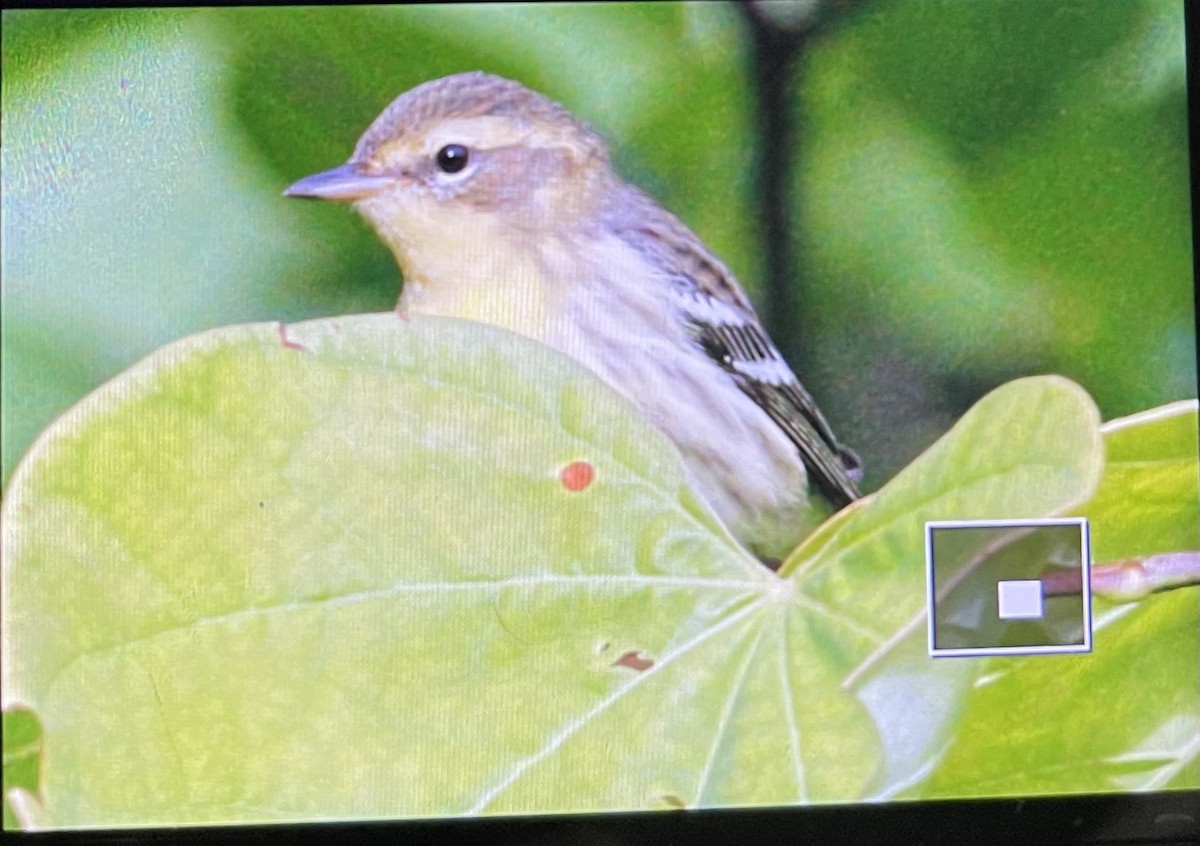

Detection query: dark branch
xmin=737 ymin=0 xmax=863 ymax=363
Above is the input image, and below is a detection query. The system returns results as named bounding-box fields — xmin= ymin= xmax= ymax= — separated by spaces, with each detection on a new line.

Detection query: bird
xmin=284 ymin=71 xmax=861 ymax=562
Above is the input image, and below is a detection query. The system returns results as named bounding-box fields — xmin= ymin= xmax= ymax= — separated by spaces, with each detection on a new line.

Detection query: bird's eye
xmin=435 ymin=144 xmax=469 ymax=174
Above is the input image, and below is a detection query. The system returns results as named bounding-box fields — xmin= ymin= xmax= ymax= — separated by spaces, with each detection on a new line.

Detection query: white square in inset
xmin=997 ymin=579 xmax=1044 ymax=620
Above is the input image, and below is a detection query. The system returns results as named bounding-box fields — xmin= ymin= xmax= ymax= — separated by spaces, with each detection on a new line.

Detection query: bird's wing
xmin=617 ymin=191 xmax=861 ymax=507
xmin=678 ymin=290 xmax=861 ymax=508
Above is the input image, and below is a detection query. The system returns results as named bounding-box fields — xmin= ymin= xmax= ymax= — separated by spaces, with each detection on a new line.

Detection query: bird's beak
xmin=283 ymin=163 xmax=393 ymax=202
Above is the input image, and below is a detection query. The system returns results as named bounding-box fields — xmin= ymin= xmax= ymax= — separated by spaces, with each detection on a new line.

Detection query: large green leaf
xmin=2 ymin=315 xmax=1106 ymax=827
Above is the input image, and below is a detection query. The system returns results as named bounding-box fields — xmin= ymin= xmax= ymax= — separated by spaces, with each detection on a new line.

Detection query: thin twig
xmin=1043 ymin=551 xmax=1200 ymax=602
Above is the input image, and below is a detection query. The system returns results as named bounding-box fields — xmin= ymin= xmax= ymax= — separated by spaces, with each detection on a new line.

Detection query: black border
xmin=5 ymin=792 xmax=1198 ymax=846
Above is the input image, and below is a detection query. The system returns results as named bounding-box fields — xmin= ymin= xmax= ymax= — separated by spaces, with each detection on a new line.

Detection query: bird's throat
xmin=393 ymin=233 xmax=559 ymax=343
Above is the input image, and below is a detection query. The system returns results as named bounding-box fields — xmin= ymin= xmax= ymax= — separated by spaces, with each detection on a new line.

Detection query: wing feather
xmin=689 ymin=318 xmax=861 ymax=507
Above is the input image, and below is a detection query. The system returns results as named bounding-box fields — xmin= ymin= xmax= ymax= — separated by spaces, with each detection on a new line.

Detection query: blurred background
xmin=2 ymin=0 xmax=1195 ymax=490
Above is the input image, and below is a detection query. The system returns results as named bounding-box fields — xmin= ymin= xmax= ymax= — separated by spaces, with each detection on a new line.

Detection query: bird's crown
xmin=351 ymin=71 xmax=608 ymax=168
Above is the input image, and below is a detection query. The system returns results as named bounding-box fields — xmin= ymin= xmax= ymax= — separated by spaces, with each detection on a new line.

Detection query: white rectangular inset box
xmin=997 ymin=579 xmax=1044 ymax=620
xmin=925 ymin=516 xmax=1092 ymax=657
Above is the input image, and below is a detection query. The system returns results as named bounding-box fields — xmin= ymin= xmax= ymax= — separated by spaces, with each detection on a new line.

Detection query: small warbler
xmin=285 ymin=71 xmax=860 ymax=561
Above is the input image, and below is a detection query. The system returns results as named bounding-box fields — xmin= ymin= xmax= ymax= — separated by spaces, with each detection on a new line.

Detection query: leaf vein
xmin=466 ymin=597 xmax=769 ymax=813
xmin=694 ymin=621 xmax=770 ymax=804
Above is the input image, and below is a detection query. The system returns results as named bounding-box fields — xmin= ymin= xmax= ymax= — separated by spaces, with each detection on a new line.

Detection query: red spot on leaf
xmin=277 ymin=322 xmax=308 ymax=352
xmin=560 ymin=460 xmax=594 ymax=492
xmin=612 ymin=650 xmax=654 ymax=672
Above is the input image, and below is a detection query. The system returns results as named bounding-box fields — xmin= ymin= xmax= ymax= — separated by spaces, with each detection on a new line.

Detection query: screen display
xmin=2 ymin=0 xmax=1197 ymax=831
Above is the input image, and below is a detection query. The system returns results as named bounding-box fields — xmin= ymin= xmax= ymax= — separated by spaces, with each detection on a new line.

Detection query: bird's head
xmin=285 ymin=72 xmax=615 ymax=276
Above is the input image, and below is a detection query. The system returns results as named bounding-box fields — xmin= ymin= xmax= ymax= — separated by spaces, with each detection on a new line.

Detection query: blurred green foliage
xmin=2 ymin=0 xmax=1194 ymax=490
xmin=795 ymin=0 xmax=1194 ymax=483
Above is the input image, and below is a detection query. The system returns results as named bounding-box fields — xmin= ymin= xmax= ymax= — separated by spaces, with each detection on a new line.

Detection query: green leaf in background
xmin=1082 ymin=400 xmax=1200 ymax=562
xmin=925 ymin=589 xmax=1199 ymax=797
xmin=2 ymin=708 xmax=43 ymax=830
xmin=923 ymin=401 xmax=1200 ymax=797
xmin=2 ymin=312 xmax=1111 ymax=827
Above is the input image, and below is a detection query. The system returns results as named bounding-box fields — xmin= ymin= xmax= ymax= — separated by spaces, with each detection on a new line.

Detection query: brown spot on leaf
xmin=277 ymin=322 xmax=308 ymax=352
xmin=559 ymin=460 xmax=594 ymax=492
xmin=659 ymin=794 xmax=686 ymax=810
xmin=612 ymin=650 xmax=654 ymax=672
